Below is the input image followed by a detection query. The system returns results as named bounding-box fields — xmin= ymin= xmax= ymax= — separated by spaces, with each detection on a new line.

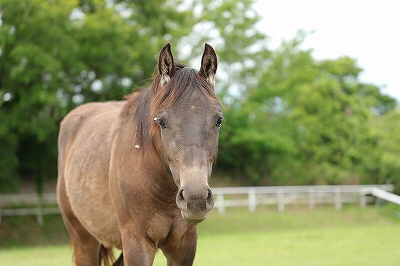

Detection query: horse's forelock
xmin=150 ymin=65 xmax=217 ymax=117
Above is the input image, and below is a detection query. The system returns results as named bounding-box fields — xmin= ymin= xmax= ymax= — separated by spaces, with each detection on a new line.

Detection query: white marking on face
xmin=135 ymin=144 xmax=140 ymax=149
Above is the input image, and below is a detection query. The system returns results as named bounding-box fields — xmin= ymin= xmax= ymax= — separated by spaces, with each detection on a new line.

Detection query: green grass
xmin=0 ymin=215 xmax=69 ymax=247
xmin=1 ymin=205 xmax=399 ymax=265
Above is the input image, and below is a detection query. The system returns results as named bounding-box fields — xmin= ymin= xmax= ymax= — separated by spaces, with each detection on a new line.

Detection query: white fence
xmin=0 ymin=184 xmax=397 ymax=224
xmin=0 ymin=193 xmax=59 ymax=225
xmin=370 ymin=188 xmax=400 ymax=205
xmin=212 ymin=184 xmax=395 ymax=214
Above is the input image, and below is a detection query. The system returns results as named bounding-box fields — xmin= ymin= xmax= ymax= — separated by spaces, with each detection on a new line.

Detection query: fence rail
xmin=212 ymin=184 xmax=395 ymax=214
xmin=0 ymin=193 xmax=58 ymax=225
xmin=370 ymin=188 xmax=400 ymax=205
xmin=0 ymin=184 xmax=397 ymax=224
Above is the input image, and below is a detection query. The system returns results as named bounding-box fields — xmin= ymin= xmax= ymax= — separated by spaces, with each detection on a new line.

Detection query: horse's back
xmin=58 ymin=101 xmax=126 ymax=247
xmin=58 ymin=101 xmax=124 ymax=163
xmin=59 ymin=101 xmax=125 ymax=181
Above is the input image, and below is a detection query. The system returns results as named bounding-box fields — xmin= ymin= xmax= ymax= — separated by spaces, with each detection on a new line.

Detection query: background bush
xmin=0 ymin=0 xmax=398 ymax=193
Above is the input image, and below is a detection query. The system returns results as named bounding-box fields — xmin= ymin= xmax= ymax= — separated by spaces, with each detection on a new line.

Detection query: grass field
xmin=1 ymin=205 xmax=399 ymax=265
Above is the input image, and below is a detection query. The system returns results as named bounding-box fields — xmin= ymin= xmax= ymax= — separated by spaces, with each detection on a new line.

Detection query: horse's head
xmin=151 ymin=43 xmax=222 ymax=224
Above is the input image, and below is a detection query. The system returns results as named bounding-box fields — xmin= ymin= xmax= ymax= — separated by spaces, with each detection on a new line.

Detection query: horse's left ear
xmin=158 ymin=43 xmax=175 ymax=86
xmin=199 ymin=43 xmax=218 ymax=87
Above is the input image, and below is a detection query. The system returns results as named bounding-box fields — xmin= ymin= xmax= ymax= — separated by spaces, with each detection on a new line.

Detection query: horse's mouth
xmin=181 ymin=213 xmax=205 ymax=224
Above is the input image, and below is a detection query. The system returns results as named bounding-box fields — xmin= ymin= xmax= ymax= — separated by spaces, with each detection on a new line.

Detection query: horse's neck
xmin=120 ymin=101 xmax=178 ymax=203
xmin=143 ymin=155 xmax=178 ymax=203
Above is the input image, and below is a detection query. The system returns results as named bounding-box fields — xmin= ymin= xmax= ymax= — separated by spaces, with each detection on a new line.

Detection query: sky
xmin=255 ymin=0 xmax=400 ymax=100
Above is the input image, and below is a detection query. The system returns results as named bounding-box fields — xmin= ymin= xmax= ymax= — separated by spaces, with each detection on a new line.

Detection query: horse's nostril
xmin=179 ymin=189 xmax=185 ymax=200
xmin=207 ymin=188 xmax=212 ymax=200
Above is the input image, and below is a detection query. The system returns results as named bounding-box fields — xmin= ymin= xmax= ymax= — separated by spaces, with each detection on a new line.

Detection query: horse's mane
xmin=120 ymin=62 xmax=218 ymax=155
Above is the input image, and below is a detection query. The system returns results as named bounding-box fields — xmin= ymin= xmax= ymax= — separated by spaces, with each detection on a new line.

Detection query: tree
xmin=177 ymin=0 xmax=270 ymax=98
xmin=0 ymin=0 xmax=194 ymax=192
xmin=1 ymin=0 xmax=398 ymax=192
xmin=0 ymin=0 xmax=268 ymax=191
xmin=365 ymin=110 xmax=400 ymax=193
xmin=219 ymin=33 xmax=398 ymax=187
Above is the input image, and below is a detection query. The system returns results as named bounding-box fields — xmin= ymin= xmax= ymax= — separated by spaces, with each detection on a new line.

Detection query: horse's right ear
xmin=158 ymin=43 xmax=174 ymax=86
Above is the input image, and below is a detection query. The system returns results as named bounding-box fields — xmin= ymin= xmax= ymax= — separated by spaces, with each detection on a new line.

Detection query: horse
xmin=57 ymin=43 xmax=222 ymax=266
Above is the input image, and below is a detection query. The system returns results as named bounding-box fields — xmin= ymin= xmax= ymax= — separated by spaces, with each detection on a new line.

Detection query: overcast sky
xmin=256 ymin=0 xmax=400 ymax=100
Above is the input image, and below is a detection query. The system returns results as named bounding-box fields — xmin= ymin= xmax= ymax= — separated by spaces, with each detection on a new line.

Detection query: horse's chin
xmin=181 ymin=211 xmax=206 ymax=225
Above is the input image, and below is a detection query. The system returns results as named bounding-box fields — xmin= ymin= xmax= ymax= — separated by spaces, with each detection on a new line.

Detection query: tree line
xmin=0 ymin=0 xmax=398 ymax=193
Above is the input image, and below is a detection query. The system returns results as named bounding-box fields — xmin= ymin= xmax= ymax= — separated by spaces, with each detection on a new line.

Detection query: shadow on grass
xmin=0 ymin=215 xmax=69 ymax=248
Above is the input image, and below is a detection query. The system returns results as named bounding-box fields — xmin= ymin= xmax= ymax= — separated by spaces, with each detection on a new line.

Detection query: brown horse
xmin=57 ymin=43 xmax=222 ymax=266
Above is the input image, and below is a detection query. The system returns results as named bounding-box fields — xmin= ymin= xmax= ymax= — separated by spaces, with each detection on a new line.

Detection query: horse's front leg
xmin=121 ymin=226 xmax=156 ymax=266
xmin=162 ymin=228 xmax=197 ymax=266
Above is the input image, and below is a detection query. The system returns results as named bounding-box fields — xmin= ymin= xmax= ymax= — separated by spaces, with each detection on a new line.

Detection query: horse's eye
xmin=157 ymin=119 xmax=167 ymax=129
xmin=216 ymin=116 xmax=224 ymax=127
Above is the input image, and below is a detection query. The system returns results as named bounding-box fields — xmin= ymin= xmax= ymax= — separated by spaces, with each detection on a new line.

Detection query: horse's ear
xmin=158 ymin=43 xmax=174 ymax=86
xmin=199 ymin=43 xmax=218 ymax=87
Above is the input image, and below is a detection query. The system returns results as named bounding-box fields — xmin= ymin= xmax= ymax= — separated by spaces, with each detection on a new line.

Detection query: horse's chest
xmin=145 ymin=213 xmax=194 ymax=249
xmin=146 ymin=214 xmax=172 ymax=245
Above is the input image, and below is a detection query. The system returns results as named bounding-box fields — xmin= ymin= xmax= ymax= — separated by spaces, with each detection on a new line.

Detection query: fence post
xmin=308 ymin=189 xmax=315 ymax=210
xmin=36 ymin=195 xmax=44 ymax=225
xmin=277 ymin=190 xmax=285 ymax=212
xmin=375 ymin=197 xmax=382 ymax=207
xmin=216 ymin=194 xmax=225 ymax=214
xmin=248 ymin=189 xmax=256 ymax=212
xmin=334 ymin=188 xmax=342 ymax=211
xmin=359 ymin=190 xmax=366 ymax=208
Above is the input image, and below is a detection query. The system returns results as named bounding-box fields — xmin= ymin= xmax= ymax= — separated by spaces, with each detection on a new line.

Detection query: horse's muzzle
xmin=176 ymin=185 xmax=214 ymax=223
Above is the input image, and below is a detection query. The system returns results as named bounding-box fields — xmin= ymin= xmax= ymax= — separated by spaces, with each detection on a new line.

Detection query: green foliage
xmin=219 ymin=33 xmax=399 ymax=189
xmin=365 ymin=111 xmax=400 ymax=193
xmin=0 ymin=0 xmax=195 ymax=191
xmin=179 ymin=0 xmax=269 ymax=99
xmin=0 ymin=0 xmax=399 ymax=192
